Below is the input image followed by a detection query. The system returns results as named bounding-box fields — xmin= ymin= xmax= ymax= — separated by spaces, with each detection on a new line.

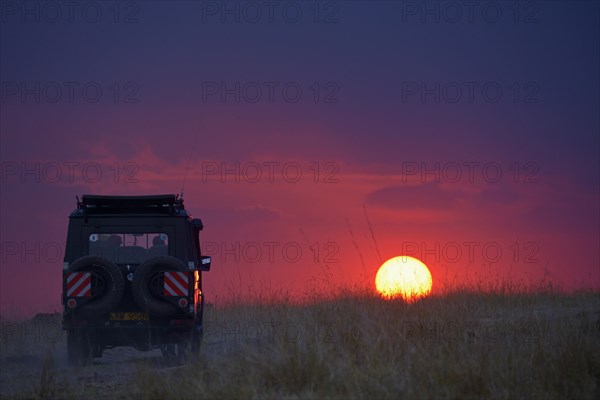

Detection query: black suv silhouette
xmin=62 ymin=194 xmax=211 ymax=365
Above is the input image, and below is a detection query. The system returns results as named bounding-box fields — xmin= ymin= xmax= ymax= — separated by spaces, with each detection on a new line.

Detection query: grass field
xmin=1 ymin=284 xmax=599 ymax=399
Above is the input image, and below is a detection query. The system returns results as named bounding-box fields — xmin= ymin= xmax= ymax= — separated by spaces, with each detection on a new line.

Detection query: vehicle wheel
xmin=92 ymin=341 xmax=104 ymax=358
xmin=132 ymin=256 xmax=187 ymax=317
xmin=68 ymin=256 xmax=125 ymax=317
xmin=67 ymin=330 xmax=92 ymax=367
xmin=191 ymin=324 xmax=203 ymax=358
xmin=160 ymin=338 xmax=189 ymax=366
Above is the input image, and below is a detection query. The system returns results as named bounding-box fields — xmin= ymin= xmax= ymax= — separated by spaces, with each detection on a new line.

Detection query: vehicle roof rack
xmin=78 ymin=194 xmax=184 ymax=216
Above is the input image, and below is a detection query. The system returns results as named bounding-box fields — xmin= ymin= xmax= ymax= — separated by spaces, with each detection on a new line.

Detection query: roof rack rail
xmin=78 ymin=194 xmax=184 ymax=216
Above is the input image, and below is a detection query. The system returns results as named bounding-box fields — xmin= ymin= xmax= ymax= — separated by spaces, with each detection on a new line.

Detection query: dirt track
xmin=0 ymin=314 xmax=232 ymax=399
xmin=1 ymin=346 xmax=151 ymax=398
xmin=0 ymin=317 xmax=160 ymax=399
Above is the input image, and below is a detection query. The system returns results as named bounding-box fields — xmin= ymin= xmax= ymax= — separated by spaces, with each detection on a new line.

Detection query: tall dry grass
xmin=130 ymin=282 xmax=599 ymax=399
xmin=1 ymin=281 xmax=597 ymax=399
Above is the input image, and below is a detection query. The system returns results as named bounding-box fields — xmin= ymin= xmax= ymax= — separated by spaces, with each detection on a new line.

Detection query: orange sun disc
xmin=375 ymin=256 xmax=433 ymax=301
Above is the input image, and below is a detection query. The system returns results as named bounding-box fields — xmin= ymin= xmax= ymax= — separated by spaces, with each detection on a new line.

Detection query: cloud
xmin=365 ymin=183 xmax=459 ymax=210
xmin=203 ymin=205 xmax=281 ymax=228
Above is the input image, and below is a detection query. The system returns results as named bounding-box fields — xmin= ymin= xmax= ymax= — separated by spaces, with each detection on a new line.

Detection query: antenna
xmin=180 ymin=147 xmax=194 ymax=199
xmin=180 ymin=121 xmax=201 ymax=199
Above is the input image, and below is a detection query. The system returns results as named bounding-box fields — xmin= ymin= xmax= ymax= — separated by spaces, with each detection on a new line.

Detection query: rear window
xmin=88 ymin=233 xmax=169 ymax=264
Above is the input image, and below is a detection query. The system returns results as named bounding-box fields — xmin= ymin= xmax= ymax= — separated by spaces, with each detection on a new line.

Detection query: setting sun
xmin=375 ymin=256 xmax=433 ymax=301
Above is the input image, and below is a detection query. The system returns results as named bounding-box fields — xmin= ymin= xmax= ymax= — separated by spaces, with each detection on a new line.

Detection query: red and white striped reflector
xmin=66 ymin=272 xmax=92 ymax=297
xmin=163 ymin=271 xmax=189 ymax=297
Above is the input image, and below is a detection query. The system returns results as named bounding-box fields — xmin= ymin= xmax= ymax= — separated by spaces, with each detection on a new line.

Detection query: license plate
xmin=109 ymin=312 xmax=149 ymax=321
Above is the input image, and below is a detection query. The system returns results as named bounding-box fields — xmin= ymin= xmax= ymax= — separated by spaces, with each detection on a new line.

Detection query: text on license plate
xmin=109 ymin=312 xmax=149 ymax=321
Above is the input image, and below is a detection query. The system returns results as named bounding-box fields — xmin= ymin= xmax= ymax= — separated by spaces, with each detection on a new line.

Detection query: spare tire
xmin=68 ymin=256 xmax=125 ymax=317
xmin=132 ymin=256 xmax=187 ymax=317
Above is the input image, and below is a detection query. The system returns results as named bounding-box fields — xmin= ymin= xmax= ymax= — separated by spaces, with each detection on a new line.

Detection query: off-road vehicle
xmin=62 ymin=194 xmax=211 ymax=365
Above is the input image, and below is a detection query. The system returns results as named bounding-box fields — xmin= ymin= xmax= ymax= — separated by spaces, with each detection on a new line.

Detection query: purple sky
xmin=1 ymin=1 xmax=598 ymax=318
